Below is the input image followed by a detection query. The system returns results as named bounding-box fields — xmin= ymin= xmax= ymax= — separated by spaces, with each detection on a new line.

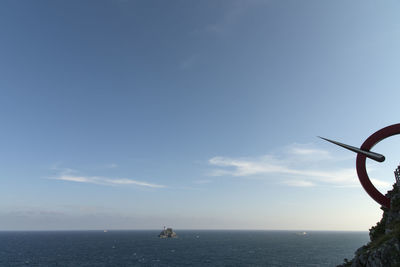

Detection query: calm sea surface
xmin=0 ymin=230 xmax=368 ymax=266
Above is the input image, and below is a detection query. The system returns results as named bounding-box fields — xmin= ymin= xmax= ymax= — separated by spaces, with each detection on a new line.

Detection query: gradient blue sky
xmin=1 ymin=0 xmax=400 ymax=230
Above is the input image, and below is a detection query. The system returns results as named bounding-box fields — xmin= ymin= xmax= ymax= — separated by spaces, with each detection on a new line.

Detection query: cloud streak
xmin=52 ymin=175 xmax=165 ymax=188
xmin=208 ymin=143 xmax=392 ymax=188
xmin=205 ymin=0 xmax=267 ymax=34
xmin=106 ymin=163 xmax=118 ymax=168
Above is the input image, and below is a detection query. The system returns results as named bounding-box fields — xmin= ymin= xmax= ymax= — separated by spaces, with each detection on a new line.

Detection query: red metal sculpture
xmin=321 ymin=123 xmax=400 ymax=209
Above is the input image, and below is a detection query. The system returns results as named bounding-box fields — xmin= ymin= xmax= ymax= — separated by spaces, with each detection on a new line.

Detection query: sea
xmin=0 ymin=230 xmax=369 ymax=266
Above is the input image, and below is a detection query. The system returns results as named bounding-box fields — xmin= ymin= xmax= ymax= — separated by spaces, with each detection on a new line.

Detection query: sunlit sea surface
xmin=0 ymin=230 xmax=368 ymax=266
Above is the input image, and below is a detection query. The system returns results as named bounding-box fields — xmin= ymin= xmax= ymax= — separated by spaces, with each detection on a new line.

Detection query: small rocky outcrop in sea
xmin=159 ymin=227 xmax=177 ymax=238
xmin=338 ymin=185 xmax=400 ymax=266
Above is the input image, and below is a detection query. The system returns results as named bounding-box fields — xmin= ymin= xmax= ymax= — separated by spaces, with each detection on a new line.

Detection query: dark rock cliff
xmin=338 ymin=185 xmax=400 ymax=266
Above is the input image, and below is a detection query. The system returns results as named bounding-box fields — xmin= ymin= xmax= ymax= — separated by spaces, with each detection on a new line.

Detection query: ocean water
xmin=0 ymin=230 xmax=369 ymax=266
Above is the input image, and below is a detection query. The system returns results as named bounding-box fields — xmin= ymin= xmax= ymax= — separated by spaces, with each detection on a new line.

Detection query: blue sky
xmin=1 ymin=0 xmax=400 ymax=230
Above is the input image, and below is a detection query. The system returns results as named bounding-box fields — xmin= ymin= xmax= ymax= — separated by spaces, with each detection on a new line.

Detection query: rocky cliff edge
xmin=339 ymin=185 xmax=400 ymax=266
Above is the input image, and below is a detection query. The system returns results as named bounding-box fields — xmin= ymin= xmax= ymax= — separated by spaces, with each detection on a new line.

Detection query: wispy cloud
xmin=205 ymin=0 xmax=268 ymax=34
xmin=282 ymin=180 xmax=316 ymax=187
xmin=49 ymin=165 xmax=165 ymax=188
xmin=193 ymin=179 xmax=213 ymax=185
xmin=287 ymin=146 xmax=331 ymax=157
xmin=179 ymin=54 xmax=198 ymax=70
xmin=106 ymin=163 xmax=118 ymax=168
xmin=208 ymin=143 xmax=391 ymax=188
xmin=51 ymin=173 xmax=165 ymax=188
xmin=208 ymin=155 xmax=358 ymax=185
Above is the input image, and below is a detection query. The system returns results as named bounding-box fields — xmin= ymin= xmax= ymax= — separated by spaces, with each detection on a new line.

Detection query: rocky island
xmin=338 ymin=184 xmax=400 ymax=266
xmin=159 ymin=227 xmax=177 ymax=238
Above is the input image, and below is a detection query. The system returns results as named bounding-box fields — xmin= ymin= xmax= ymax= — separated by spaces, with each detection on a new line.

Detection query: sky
xmin=1 ymin=0 xmax=400 ymax=231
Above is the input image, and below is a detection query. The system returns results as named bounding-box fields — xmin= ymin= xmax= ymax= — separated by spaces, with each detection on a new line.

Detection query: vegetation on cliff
xmin=339 ymin=185 xmax=400 ymax=266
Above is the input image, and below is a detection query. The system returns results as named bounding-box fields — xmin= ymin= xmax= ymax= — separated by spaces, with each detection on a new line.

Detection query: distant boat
xmin=296 ymin=231 xmax=307 ymax=235
xmin=159 ymin=226 xmax=177 ymax=238
xmin=104 ymin=230 xmax=108 ymax=233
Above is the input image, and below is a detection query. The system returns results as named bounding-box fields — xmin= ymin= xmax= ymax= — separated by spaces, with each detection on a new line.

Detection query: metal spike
xmin=318 ymin=136 xmax=385 ymax=162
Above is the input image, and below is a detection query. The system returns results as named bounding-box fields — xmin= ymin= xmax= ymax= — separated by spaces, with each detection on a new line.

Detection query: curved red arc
xmin=356 ymin=123 xmax=400 ymax=209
